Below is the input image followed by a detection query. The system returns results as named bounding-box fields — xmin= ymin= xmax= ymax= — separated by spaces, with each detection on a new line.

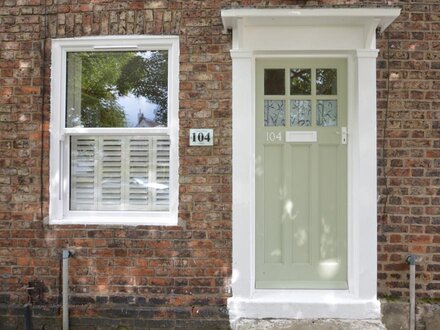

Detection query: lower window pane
xmin=70 ymin=135 xmax=170 ymax=211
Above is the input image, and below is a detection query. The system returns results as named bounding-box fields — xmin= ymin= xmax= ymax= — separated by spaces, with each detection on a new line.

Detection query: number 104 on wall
xmin=189 ymin=129 xmax=214 ymax=146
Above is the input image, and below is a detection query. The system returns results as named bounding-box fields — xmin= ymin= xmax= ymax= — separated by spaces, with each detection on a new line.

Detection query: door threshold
xmin=232 ymin=318 xmax=385 ymax=330
xmin=228 ymin=295 xmax=381 ymax=322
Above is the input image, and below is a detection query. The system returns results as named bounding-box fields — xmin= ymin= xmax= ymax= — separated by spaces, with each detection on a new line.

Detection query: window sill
xmin=49 ymin=212 xmax=178 ymax=226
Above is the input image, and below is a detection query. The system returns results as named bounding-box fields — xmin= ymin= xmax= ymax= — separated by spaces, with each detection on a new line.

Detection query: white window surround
xmin=49 ymin=35 xmax=179 ymax=226
xmin=221 ymin=8 xmax=400 ymax=322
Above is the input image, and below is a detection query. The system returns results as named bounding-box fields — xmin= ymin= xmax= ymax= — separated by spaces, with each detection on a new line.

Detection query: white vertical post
xmin=355 ymin=49 xmax=379 ymax=301
xmin=230 ymin=50 xmax=254 ymax=302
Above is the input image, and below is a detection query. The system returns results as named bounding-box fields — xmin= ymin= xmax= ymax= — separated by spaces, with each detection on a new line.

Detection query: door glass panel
xmin=316 ymin=69 xmax=337 ymax=95
xmin=290 ymin=100 xmax=311 ymax=127
xmin=264 ymin=69 xmax=285 ymax=95
xmin=264 ymin=100 xmax=285 ymax=126
xmin=317 ymin=100 xmax=337 ymax=127
xmin=290 ymin=69 xmax=311 ymax=95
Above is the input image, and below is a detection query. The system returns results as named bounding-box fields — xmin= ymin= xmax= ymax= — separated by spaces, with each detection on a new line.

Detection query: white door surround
xmin=221 ymin=8 xmax=400 ymax=322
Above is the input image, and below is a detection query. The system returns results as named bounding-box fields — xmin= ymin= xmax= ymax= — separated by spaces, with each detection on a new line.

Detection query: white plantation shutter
xmin=153 ymin=137 xmax=170 ymax=209
xmin=70 ymin=135 xmax=170 ymax=211
xmin=70 ymin=137 xmax=97 ymax=210
xmin=100 ymin=137 xmax=123 ymax=209
xmin=128 ymin=138 xmax=151 ymax=208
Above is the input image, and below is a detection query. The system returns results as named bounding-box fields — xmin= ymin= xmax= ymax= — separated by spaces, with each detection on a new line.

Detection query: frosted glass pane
xmin=317 ymin=100 xmax=337 ymax=127
xmin=290 ymin=69 xmax=311 ymax=95
xmin=290 ymin=100 xmax=311 ymax=127
xmin=316 ymin=69 xmax=337 ymax=95
xmin=264 ymin=100 xmax=285 ymax=127
xmin=264 ymin=69 xmax=285 ymax=95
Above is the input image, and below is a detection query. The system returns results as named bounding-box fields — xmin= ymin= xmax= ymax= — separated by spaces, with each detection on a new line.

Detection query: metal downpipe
xmin=62 ymin=250 xmax=71 ymax=330
xmin=406 ymin=255 xmax=416 ymax=330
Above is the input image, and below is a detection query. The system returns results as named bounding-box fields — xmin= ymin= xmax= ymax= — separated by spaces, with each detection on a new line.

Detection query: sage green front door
xmin=256 ymin=59 xmax=348 ymax=289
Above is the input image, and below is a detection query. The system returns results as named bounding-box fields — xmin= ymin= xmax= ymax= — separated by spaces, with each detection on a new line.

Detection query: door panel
xmin=263 ymin=145 xmax=284 ymax=264
xmin=256 ymin=58 xmax=347 ymax=289
xmin=290 ymin=144 xmax=311 ymax=264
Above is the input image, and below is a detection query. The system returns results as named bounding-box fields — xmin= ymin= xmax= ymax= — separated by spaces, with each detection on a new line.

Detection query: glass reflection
xmin=290 ymin=69 xmax=311 ymax=95
xmin=264 ymin=69 xmax=285 ymax=95
xmin=66 ymin=50 xmax=168 ymax=128
xmin=316 ymin=69 xmax=337 ymax=95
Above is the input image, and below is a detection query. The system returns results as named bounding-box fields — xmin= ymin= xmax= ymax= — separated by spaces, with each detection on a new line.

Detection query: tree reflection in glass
xmin=66 ymin=50 xmax=168 ymax=128
xmin=290 ymin=69 xmax=311 ymax=95
xmin=316 ymin=69 xmax=337 ymax=95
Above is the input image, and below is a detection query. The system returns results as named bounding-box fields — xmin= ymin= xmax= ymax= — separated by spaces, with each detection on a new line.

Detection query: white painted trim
xmin=221 ymin=8 xmax=401 ymax=32
xmin=49 ymin=36 xmax=179 ymax=226
xmin=222 ymin=8 xmax=400 ymax=323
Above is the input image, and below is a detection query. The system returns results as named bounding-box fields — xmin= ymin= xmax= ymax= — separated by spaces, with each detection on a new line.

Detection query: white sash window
xmin=49 ymin=36 xmax=179 ymax=225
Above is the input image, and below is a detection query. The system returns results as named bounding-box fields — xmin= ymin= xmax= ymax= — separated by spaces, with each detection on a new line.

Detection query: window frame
xmin=49 ymin=35 xmax=179 ymax=226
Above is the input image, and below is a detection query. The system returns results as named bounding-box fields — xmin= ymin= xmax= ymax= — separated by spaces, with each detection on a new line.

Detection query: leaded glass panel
xmin=290 ymin=100 xmax=311 ymax=127
xmin=264 ymin=100 xmax=285 ymax=126
xmin=317 ymin=100 xmax=337 ymax=127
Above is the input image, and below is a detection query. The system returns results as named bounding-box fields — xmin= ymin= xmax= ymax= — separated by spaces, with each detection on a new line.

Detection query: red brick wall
xmin=376 ymin=1 xmax=440 ymax=300
xmin=0 ymin=0 xmax=439 ymax=327
xmin=1 ymin=1 xmax=232 ymax=327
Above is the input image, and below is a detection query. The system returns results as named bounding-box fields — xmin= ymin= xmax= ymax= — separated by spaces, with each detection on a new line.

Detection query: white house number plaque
xmin=189 ymin=129 xmax=213 ymax=146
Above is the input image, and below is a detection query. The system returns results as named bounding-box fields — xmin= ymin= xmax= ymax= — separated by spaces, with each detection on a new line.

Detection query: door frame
xmin=222 ymin=8 xmax=400 ymax=323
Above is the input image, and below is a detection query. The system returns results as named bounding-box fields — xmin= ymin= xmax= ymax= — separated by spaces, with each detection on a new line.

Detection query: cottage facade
xmin=0 ymin=1 xmax=439 ymax=329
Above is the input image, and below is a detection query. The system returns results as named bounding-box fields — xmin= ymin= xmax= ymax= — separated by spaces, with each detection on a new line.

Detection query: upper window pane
xmin=264 ymin=69 xmax=285 ymax=95
xmin=290 ymin=69 xmax=311 ymax=95
xmin=66 ymin=50 xmax=168 ymax=128
xmin=316 ymin=68 xmax=337 ymax=95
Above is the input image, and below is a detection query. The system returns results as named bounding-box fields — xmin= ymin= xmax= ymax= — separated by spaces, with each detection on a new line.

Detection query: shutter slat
xmin=153 ymin=137 xmax=170 ymax=209
xmin=70 ymin=136 xmax=97 ymax=210
xmin=99 ymin=136 xmax=123 ymax=209
xmin=128 ymin=137 xmax=150 ymax=210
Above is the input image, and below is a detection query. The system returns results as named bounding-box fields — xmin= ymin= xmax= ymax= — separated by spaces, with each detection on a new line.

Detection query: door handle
xmin=341 ymin=127 xmax=347 ymax=144
xmin=336 ymin=127 xmax=347 ymax=144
